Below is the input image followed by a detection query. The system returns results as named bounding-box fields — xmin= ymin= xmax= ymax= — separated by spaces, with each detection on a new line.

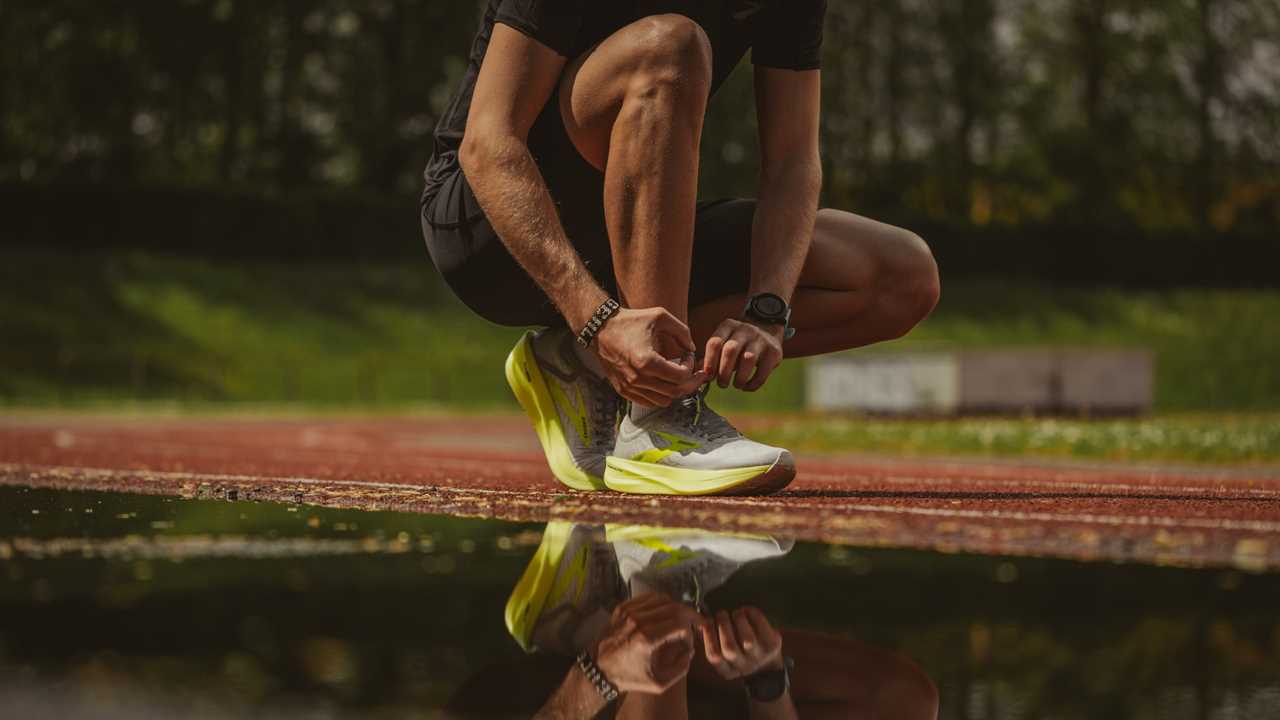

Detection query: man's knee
xmin=896 ymin=229 xmax=941 ymax=331
xmin=624 ymin=14 xmax=713 ymax=100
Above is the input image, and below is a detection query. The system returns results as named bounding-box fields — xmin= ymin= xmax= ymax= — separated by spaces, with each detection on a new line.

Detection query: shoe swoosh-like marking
xmin=634 ymin=537 xmax=703 ymax=569
xmin=548 ymin=380 xmax=591 ymax=446
xmin=547 ymin=544 xmax=589 ymax=606
xmin=631 ymin=431 xmax=702 ymax=464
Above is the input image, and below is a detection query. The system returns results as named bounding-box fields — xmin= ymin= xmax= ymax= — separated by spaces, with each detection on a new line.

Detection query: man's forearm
xmin=533 ymin=664 xmax=611 ymax=720
xmin=461 ymin=133 xmax=608 ymax=330
xmin=749 ymin=690 xmax=800 ymax=720
xmin=750 ymin=160 xmax=823 ymax=304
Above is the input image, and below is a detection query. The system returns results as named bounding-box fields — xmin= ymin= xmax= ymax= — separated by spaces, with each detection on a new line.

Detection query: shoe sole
xmin=504 ymin=521 xmax=574 ymax=652
xmin=505 ymin=332 xmax=605 ymax=492
xmin=602 ymin=451 xmax=796 ymax=496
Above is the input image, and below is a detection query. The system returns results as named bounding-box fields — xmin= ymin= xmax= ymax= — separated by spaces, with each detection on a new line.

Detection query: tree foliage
xmin=2 ymin=0 xmax=1277 ymax=232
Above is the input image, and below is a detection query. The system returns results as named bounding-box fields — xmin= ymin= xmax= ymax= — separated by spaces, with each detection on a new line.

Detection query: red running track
xmin=2 ymin=414 xmax=1278 ymax=570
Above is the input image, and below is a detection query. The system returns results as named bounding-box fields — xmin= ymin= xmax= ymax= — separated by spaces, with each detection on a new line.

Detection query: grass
xmin=5 ymin=246 xmax=1280 ymax=462
xmin=752 ymin=413 xmax=1280 ymax=465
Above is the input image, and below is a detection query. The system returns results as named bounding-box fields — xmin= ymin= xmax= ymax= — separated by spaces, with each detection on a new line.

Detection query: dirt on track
xmin=2 ymin=414 xmax=1279 ymax=571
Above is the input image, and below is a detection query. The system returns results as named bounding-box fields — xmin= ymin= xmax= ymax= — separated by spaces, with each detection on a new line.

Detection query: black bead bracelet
xmin=576 ymin=297 xmax=621 ymax=348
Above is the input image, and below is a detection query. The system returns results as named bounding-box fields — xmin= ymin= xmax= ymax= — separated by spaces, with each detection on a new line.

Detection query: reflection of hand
xmin=700 ymin=606 xmax=784 ymax=680
xmin=594 ymin=307 xmax=707 ymax=406
xmin=593 ymin=593 xmax=703 ymax=695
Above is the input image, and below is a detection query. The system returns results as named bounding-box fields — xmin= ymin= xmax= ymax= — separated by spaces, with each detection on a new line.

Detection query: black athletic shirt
xmin=421 ymin=0 xmax=826 ymax=206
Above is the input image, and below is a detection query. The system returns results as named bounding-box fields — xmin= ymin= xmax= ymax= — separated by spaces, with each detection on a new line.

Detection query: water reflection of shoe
xmin=504 ymin=522 xmax=624 ymax=654
xmin=505 ymin=328 xmax=622 ymax=491
xmin=604 ymin=386 xmax=795 ymax=496
xmin=606 ymin=525 xmax=794 ymax=608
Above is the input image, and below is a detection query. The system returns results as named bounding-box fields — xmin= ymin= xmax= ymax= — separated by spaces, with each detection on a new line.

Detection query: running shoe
xmin=505 ymin=328 xmax=621 ymax=491
xmin=504 ymin=522 xmax=625 ymax=654
xmin=607 ymin=525 xmax=794 ymax=608
xmin=603 ymin=386 xmax=795 ymax=495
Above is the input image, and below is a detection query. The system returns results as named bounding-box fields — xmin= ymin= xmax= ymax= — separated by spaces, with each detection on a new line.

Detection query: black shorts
xmin=420 ymin=99 xmax=754 ymax=328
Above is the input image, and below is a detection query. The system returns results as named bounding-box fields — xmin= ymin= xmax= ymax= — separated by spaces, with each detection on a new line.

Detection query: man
xmin=421 ymin=1 xmax=940 ymax=496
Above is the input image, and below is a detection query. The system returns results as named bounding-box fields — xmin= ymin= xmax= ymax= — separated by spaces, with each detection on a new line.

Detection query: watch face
xmin=754 ymin=294 xmax=785 ymax=317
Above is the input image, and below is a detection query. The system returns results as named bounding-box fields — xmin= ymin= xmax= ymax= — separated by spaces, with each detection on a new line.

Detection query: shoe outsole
xmin=505 ymin=332 xmax=605 ymax=492
xmin=602 ymin=451 xmax=796 ymax=496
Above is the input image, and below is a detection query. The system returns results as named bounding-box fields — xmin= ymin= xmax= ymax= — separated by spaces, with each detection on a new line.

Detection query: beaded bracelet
xmin=576 ymin=297 xmax=621 ymax=348
xmin=576 ymin=651 xmax=620 ymax=703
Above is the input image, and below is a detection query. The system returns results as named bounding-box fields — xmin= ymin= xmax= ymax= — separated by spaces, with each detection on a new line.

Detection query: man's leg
xmin=689 ymin=209 xmax=942 ymax=360
xmin=557 ymin=13 xmax=712 ymax=326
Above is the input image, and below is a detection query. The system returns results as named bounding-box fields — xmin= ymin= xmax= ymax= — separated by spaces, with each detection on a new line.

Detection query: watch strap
xmin=744 ymin=656 xmax=794 ymax=703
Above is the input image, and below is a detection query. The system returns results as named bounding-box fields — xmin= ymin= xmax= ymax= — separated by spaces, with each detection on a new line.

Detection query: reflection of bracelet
xmin=576 ymin=651 xmax=620 ymax=703
xmin=576 ymin=297 xmax=621 ymax=348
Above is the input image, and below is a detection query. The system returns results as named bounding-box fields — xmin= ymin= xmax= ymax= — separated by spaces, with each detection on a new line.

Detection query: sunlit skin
xmin=460 ymin=16 xmax=940 ymax=408
xmin=529 ymin=592 xmax=939 ymax=720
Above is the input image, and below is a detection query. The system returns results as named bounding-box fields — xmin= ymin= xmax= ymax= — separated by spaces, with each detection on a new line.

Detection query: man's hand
xmin=699 ymin=606 xmax=784 ymax=680
xmin=593 ymin=593 xmax=705 ymax=695
xmin=702 ymin=319 xmax=784 ymax=392
xmin=594 ymin=307 xmax=707 ymax=406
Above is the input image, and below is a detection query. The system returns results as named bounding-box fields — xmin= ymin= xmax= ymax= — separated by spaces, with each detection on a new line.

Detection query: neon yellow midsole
xmin=603 ymin=456 xmax=774 ymax=495
xmin=505 ymin=332 xmax=603 ymax=491
xmin=504 ymin=521 xmax=573 ymax=652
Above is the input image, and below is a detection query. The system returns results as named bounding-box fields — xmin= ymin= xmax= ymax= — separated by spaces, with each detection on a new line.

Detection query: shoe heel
xmin=506 ymin=333 xmax=605 ymax=492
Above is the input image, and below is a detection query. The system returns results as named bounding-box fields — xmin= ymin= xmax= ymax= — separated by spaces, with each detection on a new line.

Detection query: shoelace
xmin=587 ymin=378 xmax=622 ymax=451
xmin=673 ymin=385 xmax=740 ymax=442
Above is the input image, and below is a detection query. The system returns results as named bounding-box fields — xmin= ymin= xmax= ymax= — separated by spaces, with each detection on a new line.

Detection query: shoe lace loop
xmin=676 ymin=385 xmax=739 ymax=442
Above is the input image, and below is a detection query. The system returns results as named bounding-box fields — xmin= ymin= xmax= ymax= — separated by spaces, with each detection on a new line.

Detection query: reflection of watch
xmin=744 ymin=656 xmax=794 ymax=703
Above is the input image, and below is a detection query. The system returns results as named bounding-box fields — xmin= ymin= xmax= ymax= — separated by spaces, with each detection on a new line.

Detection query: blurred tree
xmin=1 ymin=0 xmax=1276 ymax=234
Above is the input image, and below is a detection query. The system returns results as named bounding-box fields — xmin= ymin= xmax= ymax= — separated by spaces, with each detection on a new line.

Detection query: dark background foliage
xmin=2 ymin=0 xmax=1277 ymax=280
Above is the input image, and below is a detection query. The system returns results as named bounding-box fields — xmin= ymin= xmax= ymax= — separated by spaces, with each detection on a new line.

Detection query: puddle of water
xmin=2 ymin=485 xmax=1279 ymax=719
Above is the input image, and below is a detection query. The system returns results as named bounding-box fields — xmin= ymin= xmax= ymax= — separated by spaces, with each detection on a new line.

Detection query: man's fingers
xmin=622 ymin=387 xmax=669 ymax=407
xmin=732 ymin=608 xmax=758 ymax=651
xmin=716 ymin=338 xmax=744 ymax=388
xmin=702 ymin=335 xmax=725 ymax=376
xmin=744 ymin=606 xmax=782 ymax=647
xmin=733 ymin=346 xmax=761 ymax=390
xmin=654 ymin=309 xmax=696 ymax=353
xmin=716 ymin=611 xmax=741 ymax=664
xmin=630 ymin=373 xmax=697 ymax=401
xmin=700 ymin=622 xmax=724 ymax=665
xmin=742 ymin=353 xmax=780 ymax=392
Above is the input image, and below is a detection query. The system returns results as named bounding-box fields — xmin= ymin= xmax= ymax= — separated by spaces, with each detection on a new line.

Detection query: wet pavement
xmin=3 ymin=415 xmax=1280 ymax=570
xmin=2 ymin=485 xmax=1279 ymax=719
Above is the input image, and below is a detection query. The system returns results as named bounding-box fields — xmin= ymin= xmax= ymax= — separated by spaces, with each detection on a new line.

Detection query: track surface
xmin=2 ymin=414 xmax=1279 ymax=570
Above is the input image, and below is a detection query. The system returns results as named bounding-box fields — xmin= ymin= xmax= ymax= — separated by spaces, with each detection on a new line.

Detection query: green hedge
xmin=5 ymin=182 xmax=1277 ymax=286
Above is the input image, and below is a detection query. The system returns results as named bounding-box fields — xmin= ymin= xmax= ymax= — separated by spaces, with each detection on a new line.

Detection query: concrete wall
xmin=807 ymin=349 xmax=1154 ymax=415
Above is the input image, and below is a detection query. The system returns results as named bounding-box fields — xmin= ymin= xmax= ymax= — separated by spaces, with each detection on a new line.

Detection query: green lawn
xmin=7 ymin=247 xmax=1279 ymax=414
xmin=752 ymin=413 xmax=1280 ymax=465
xmin=6 ymin=246 xmax=1280 ymax=462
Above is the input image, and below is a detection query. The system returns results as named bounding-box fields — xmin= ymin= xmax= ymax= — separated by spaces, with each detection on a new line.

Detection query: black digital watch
xmin=744 ymin=656 xmax=794 ymax=703
xmin=742 ymin=292 xmax=794 ymax=339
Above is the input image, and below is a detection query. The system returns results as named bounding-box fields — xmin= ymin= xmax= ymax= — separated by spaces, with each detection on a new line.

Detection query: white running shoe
xmin=505 ymin=328 xmax=622 ymax=491
xmin=504 ymin=522 xmax=625 ymax=654
xmin=607 ymin=525 xmax=794 ymax=608
xmin=604 ymin=386 xmax=796 ymax=495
